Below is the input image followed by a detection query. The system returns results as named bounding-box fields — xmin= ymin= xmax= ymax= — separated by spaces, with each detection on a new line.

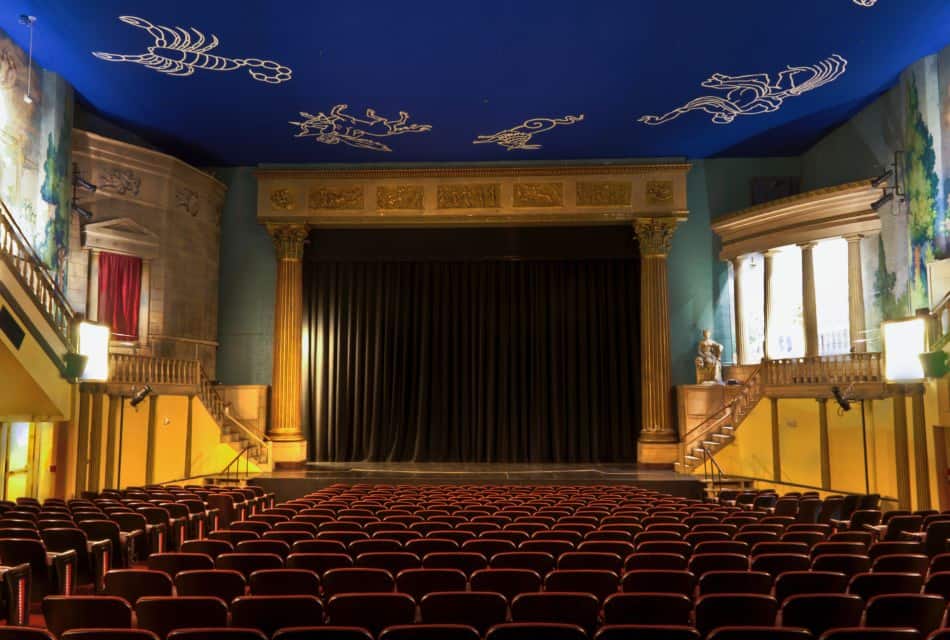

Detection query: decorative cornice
xmin=256 ymin=164 xmax=691 ymax=228
xmin=255 ymin=163 xmax=691 ymax=180
xmin=633 ymin=217 xmax=679 ymax=257
xmin=268 ymin=224 xmax=309 ymax=260
xmin=712 ymin=178 xmax=884 ymax=260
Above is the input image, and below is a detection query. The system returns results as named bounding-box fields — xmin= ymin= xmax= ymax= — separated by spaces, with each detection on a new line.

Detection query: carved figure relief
xmin=98 ymin=167 xmax=141 ymax=196
xmin=269 ymin=188 xmax=295 ymax=211
xmin=513 ymin=183 xmax=563 ymax=208
xmin=437 ymin=185 xmax=500 ymax=209
xmin=308 ymin=186 xmax=364 ymax=210
xmin=93 ymin=16 xmax=292 ymax=83
xmin=176 ymin=187 xmax=200 ymax=216
xmin=473 ymin=115 xmax=584 ymax=151
xmin=646 ymin=180 xmax=674 ymax=204
xmin=576 ymin=182 xmax=632 ymax=207
xmin=291 ymin=104 xmax=431 ymax=152
xmin=377 ymin=185 xmax=424 ymax=210
xmin=639 ymin=54 xmax=847 ymax=125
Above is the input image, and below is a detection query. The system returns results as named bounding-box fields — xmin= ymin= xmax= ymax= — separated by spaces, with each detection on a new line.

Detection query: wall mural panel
xmin=0 ymin=26 xmax=73 ymax=289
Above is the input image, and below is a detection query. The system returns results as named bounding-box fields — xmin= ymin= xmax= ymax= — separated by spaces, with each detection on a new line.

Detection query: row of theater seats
xmin=0 ymin=483 xmax=948 ymax=640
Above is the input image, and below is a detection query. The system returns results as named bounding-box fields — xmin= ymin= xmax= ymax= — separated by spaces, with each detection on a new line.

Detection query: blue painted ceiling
xmin=1 ymin=0 xmax=948 ymax=165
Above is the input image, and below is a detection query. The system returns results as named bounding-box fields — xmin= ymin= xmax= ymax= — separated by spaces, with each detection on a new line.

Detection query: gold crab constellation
xmin=473 ymin=115 xmax=584 ymax=151
xmin=93 ymin=16 xmax=292 ymax=83
xmin=289 ymin=105 xmax=432 ymax=152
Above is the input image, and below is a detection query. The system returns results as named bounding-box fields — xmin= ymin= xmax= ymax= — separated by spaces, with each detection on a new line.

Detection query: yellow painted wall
xmin=705 ymin=389 xmax=943 ymax=510
xmin=777 ymin=399 xmax=822 ymax=486
xmin=117 ymin=395 xmax=150 ymax=489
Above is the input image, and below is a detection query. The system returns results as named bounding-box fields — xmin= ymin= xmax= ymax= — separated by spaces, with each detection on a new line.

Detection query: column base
xmin=271 ymin=439 xmax=308 ymax=470
xmin=637 ymin=440 xmax=680 ymax=468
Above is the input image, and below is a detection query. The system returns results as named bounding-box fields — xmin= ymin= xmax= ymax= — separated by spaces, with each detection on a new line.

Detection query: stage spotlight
xmin=871 ymin=169 xmax=893 ymax=188
xmin=831 ymin=385 xmax=851 ymax=412
xmin=74 ymin=175 xmax=98 ymax=193
xmin=130 ymin=384 xmax=153 ymax=408
xmin=871 ymin=191 xmax=894 ymax=211
xmin=72 ymin=205 xmax=94 ymax=221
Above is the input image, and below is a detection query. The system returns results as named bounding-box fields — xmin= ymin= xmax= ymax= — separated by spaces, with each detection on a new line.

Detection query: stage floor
xmin=249 ymin=463 xmax=705 ymax=502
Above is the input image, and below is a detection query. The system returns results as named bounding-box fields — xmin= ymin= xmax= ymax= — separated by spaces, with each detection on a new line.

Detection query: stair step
xmin=711 ymin=433 xmax=732 ymax=442
xmin=684 ymin=455 xmax=700 ymax=463
xmin=701 ymin=440 xmax=719 ymax=447
xmin=721 ymin=425 xmax=735 ymax=432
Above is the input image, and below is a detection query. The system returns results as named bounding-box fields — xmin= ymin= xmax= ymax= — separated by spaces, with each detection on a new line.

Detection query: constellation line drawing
xmin=93 ymin=16 xmax=292 ymax=83
xmin=289 ymin=105 xmax=432 ymax=152
xmin=853 ymin=0 xmax=877 ymax=6
xmin=473 ymin=115 xmax=584 ymax=150
xmin=638 ymin=54 xmax=847 ymax=126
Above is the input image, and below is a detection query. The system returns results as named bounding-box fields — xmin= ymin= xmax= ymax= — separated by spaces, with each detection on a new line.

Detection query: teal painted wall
xmin=215 ymin=167 xmax=276 ymax=385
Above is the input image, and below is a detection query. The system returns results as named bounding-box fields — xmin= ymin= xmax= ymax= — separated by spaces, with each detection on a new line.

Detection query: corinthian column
xmin=731 ymin=257 xmax=746 ymax=365
xmin=268 ymin=224 xmax=308 ymax=466
xmin=634 ymin=217 xmax=679 ymax=443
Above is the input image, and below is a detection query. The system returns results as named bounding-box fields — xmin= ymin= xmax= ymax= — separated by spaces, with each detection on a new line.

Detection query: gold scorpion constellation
xmin=93 ymin=16 xmax=292 ymax=84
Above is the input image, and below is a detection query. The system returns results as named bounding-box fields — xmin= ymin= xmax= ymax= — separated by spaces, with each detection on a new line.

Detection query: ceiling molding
xmin=256 ymin=164 xmax=691 ymax=228
xmin=712 ymin=178 xmax=884 ymax=259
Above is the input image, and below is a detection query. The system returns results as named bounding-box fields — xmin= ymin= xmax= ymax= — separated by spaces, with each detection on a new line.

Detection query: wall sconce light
xmin=882 ymin=317 xmax=927 ymax=381
xmin=77 ymin=321 xmax=110 ymax=382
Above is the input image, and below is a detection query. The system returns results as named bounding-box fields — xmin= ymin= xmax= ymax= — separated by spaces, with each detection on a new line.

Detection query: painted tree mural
xmin=904 ymin=74 xmax=940 ymax=309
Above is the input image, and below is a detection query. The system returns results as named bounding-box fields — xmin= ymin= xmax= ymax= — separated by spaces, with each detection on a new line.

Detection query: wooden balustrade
xmin=108 ymin=353 xmax=200 ymax=386
xmin=0 ymin=198 xmax=74 ymax=348
xmin=763 ymin=352 xmax=882 ymax=385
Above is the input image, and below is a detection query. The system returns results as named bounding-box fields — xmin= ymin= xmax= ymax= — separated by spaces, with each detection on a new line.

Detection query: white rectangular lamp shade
xmin=78 ymin=322 xmax=110 ymax=382
xmin=882 ymin=318 xmax=927 ymax=382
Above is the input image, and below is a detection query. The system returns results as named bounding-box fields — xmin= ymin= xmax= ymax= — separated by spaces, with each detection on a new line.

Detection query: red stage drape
xmin=98 ymin=251 xmax=142 ymax=341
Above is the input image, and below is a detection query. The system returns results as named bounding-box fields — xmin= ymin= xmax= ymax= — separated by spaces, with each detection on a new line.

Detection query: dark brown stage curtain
xmin=302 ymin=234 xmax=640 ymax=463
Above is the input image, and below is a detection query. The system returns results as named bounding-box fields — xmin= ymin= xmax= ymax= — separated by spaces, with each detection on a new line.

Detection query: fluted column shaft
xmin=634 ymin=218 xmax=678 ymax=443
xmin=731 ymin=257 xmax=746 ymax=365
xmin=763 ymin=250 xmax=776 ymax=359
xmin=268 ymin=224 xmax=308 ymax=444
xmin=800 ymin=242 xmax=819 ymax=357
xmin=846 ymin=235 xmax=867 ymax=353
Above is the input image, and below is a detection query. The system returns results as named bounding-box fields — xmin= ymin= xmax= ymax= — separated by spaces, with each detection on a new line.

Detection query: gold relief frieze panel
xmin=576 ymin=181 xmax=632 ymax=207
xmin=377 ymin=185 xmax=424 ymax=210
xmin=308 ymin=186 xmax=365 ymax=210
xmin=269 ymin=188 xmax=296 ymax=211
xmin=646 ymin=180 xmax=674 ymax=204
xmin=512 ymin=182 xmax=563 ymax=208
xmin=437 ymin=184 xmax=501 ymax=209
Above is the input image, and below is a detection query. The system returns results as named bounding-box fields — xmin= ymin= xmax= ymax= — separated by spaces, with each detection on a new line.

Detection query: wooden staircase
xmin=109 ymin=353 xmax=271 ymax=467
xmin=674 ymin=366 xmax=763 ymax=474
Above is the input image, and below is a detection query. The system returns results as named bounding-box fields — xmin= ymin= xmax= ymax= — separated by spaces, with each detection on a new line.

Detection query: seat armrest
xmin=86 ymin=539 xmax=113 ymax=592
xmin=46 ymin=549 xmax=77 ymax=596
xmin=0 ymin=563 xmax=31 ymax=625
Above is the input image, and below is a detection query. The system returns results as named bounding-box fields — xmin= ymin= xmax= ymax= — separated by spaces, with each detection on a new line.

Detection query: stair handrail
xmin=703 ymin=445 xmax=725 ymax=497
xmin=221 ymin=445 xmax=252 ymax=483
xmin=0 ymin=197 xmax=75 ymax=347
xmin=683 ymin=365 xmax=763 ymax=450
xmin=222 ymin=408 xmax=270 ymax=446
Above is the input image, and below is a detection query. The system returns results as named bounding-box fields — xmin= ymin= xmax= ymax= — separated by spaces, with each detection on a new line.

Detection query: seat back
xmin=779 ymin=593 xmax=864 ymax=636
xmin=510 ymin=592 xmax=600 ymax=635
xmin=231 ymin=595 xmax=324 ymax=637
xmin=103 ymin=570 xmax=173 ymax=604
xmin=864 ymin=594 xmax=947 ymax=635
xmin=174 ymin=570 xmax=246 ymax=604
xmin=248 ymin=568 xmax=320 ymax=596
xmin=42 ymin=596 xmax=133 ymax=637
xmin=419 ymin=591 xmax=508 ymax=633
xmin=602 ymin=592 xmax=692 ymax=626
xmin=326 ymin=593 xmax=416 ymax=635
xmin=694 ymin=594 xmax=778 ymax=638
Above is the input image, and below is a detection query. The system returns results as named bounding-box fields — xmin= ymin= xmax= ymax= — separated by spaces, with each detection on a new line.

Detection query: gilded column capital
xmin=268 ymin=224 xmax=309 ymax=260
xmin=632 ymin=217 xmax=679 ymax=257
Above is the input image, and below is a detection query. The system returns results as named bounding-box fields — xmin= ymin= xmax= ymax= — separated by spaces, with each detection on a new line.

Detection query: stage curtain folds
xmin=303 ymin=259 xmax=640 ymax=463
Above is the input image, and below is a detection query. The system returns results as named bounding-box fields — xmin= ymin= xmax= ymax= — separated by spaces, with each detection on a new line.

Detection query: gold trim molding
xmin=257 ymin=163 xmax=690 ymax=228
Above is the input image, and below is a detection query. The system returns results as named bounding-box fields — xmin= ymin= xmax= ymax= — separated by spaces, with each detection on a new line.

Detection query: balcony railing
xmin=109 ymin=353 xmax=200 ymax=386
xmin=763 ymin=352 xmax=882 ymax=385
xmin=0 ymin=198 xmax=74 ymax=348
